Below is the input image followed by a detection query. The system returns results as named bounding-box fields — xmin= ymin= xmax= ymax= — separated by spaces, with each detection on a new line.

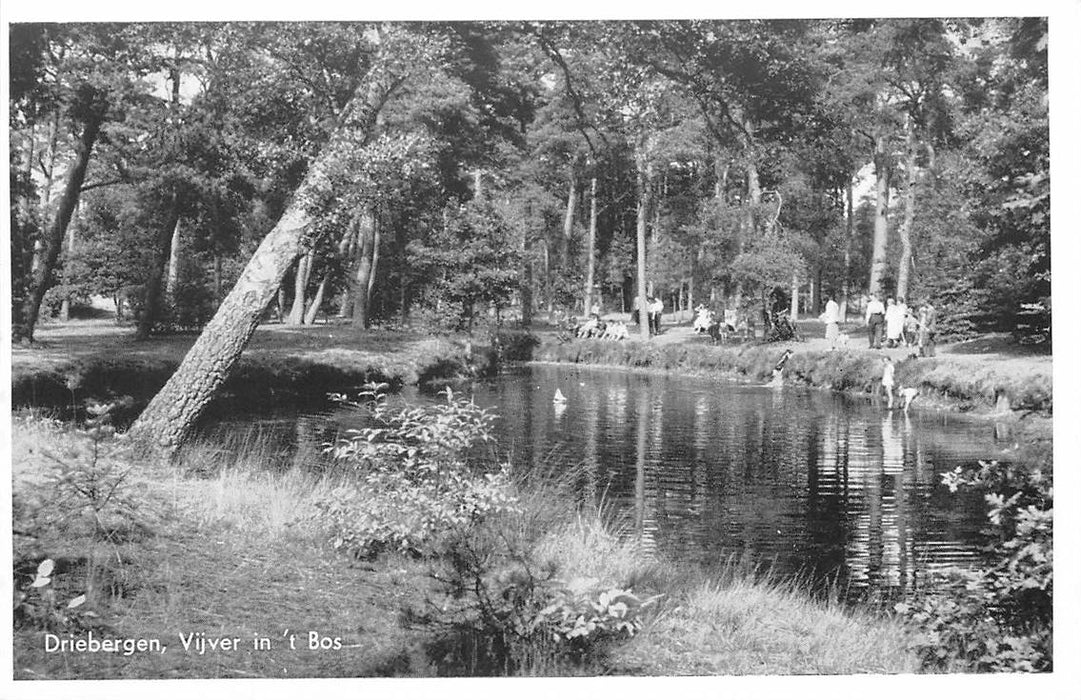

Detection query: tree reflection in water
xmin=205 ymin=364 xmax=1001 ymax=600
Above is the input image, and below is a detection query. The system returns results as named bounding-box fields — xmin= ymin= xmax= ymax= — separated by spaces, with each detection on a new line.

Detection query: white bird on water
xmin=553 ymin=388 xmax=568 ymax=404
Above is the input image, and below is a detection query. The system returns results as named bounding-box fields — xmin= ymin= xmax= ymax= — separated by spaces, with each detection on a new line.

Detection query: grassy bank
xmin=11 ymin=414 xmax=919 ymax=679
xmin=10 ymin=323 xmax=498 ymax=421
xmin=535 ymin=334 xmax=1053 ymax=416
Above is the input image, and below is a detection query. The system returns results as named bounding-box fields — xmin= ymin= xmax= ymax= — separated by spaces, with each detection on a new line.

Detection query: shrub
xmin=419 ymin=508 xmax=661 ymax=675
xmin=896 ymin=459 xmax=1052 ymax=672
xmin=490 ymin=329 xmax=540 ymax=362
xmin=312 ymin=387 xmax=519 ymax=558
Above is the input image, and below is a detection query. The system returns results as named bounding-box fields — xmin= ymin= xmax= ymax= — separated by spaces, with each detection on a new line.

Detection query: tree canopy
xmin=10 ymin=18 xmax=1050 ymax=348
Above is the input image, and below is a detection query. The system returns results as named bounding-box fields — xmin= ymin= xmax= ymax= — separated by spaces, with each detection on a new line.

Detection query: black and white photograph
xmin=3 ymin=2 xmax=1078 ymax=698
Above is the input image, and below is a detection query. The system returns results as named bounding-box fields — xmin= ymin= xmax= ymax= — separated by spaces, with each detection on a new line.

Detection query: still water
xmin=204 ymin=364 xmax=1007 ymax=599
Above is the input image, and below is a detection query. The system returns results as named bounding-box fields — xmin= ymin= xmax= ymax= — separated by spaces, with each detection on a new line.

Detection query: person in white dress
xmin=885 ymin=297 xmax=906 ymax=348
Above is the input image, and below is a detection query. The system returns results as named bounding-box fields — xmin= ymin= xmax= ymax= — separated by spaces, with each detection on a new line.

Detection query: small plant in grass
xmin=39 ymin=401 xmax=149 ymax=542
xmin=313 ymin=385 xmax=519 ymax=558
xmin=896 ymin=459 xmax=1052 ymax=672
xmin=13 ymin=558 xmax=95 ymax=632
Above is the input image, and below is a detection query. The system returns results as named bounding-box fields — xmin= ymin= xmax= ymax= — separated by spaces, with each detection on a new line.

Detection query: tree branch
xmin=80 ymin=178 xmax=126 ymax=193
xmin=529 ymin=25 xmax=609 ymax=157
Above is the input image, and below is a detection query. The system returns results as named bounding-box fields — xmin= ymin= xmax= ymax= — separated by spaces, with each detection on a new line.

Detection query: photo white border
xmin=2 ymin=1 xmax=1078 ymax=698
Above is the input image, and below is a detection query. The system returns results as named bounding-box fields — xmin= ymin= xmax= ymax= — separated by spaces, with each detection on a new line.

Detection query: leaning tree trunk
xmin=128 ymin=56 xmax=405 ymax=454
xmin=59 ymin=202 xmax=79 ymax=322
xmin=869 ymin=135 xmax=891 ymax=297
xmin=15 ymin=109 xmax=105 ymax=343
xmin=303 ymin=273 xmax=330 ymax=325
xmin=897 ymin=116 xmax=918 ymax=301
xmin=561 ymin=163 xmax=577 ymax=270
xmin=34 ymin=110 xmax=62 ymax=278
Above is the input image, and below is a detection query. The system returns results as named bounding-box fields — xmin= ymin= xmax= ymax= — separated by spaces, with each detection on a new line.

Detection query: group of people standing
xmin=863 ymin=293 xmax=937 ymax=356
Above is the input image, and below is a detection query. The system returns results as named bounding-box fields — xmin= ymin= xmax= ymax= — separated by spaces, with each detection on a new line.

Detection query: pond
xmin=200 ymin=363 xmax=1010 ymax=600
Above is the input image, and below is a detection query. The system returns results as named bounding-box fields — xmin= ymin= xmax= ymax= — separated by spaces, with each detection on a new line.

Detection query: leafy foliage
xmin=313 ymin=386 xmax=518 ymax=558
xmin=408 ymin=199 xmax=522 ymax=330
xmin=896 ymin=458 xmax=1052 ymax=672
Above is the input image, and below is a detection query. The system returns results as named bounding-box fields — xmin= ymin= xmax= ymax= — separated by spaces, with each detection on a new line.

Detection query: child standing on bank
xmin=881 ymin=356 xmax=896 ymax=409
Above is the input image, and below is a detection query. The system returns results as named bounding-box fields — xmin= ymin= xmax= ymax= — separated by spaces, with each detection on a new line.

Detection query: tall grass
xmin=613 ymin=577 xmax=920 ymax=675
xmin=171 ymin=430 xmax=342 ymax=540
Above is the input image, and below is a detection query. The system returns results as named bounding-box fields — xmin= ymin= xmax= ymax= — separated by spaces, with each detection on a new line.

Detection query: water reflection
xmin=474 ymin=366 xmax=994 ymax=599
xmin=201 ymin=364 xmax=999 ymax=599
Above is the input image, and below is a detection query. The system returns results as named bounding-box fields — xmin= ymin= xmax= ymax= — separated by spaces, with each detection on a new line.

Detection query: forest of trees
xmin=8 ymin=20 xmax=1050 ymax=446
xmin=9 ymin=19 xmax=1050 ymax=340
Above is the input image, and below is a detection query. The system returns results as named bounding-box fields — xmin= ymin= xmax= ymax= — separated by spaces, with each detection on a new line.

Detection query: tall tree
xmin=11 ymin=23 xmax=147 ymax=342
xmin=129 ymin=26 xmax=433 ymax=452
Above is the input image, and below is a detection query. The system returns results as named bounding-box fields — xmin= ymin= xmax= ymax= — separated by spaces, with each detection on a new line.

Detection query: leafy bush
xmin=156 ymin=278 xmax=218 ymax=332
xmin=312 ymin=387 xmax=519 ymax=558
xmin=490 ymin=329 xmax=540 ymax=362
xmin=896 ymin=459 xmax=1052 ymax=672
xmin=420 ymin=512 xmax=660 ymax=675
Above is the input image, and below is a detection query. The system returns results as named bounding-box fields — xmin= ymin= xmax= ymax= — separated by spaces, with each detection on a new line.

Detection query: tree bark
xmin=128 ymin=53 xmax=405 ymax=453
xmin=166 ymin=218 xmax=183 ymax=298
xmin=38 ymin=109 xmax=62 ymax=229
xmin=561 ymin=163 xmax=577 ymax=270
xmin=790 ymin=273 xmax=799 ymax=322
xmin=20 ymin=122 xmax=36 ymax=229
xmin=303 ymin=273 xmax=330 ymax=325
xmin=337 ymin=218 xmax=360 ymax=318
xmin=136 ymin=200 xmax=181 ymax=340
xmin=368 ymin=208 xmax=381 ymax=299
xmin=136 ymin=65 xmax=184 ymax=340
xmin=214 ymin=251 xmax=224 ymax=305
xmin=897 ymin=116 xmax=918 ymax=301
xmin=59 ymin=201 xmax=79 ymax=322
xmin=869 ymin=135 xmax=891 ymax=296
xmin=635 ymin=137 xmax=651 ymax=340
xmin=840 ymin=179 xmax=854 ymax=320
xmin=287 ymin=251 xmax=313 ymax=325
xmin=15 ymin=108 xmax=105 ymax=343
xmin=583 ymin=175 xmax=598 ymax=314
xmin=276 ymin=285 xmax=286 ymax=323
xmin=352 ymin=208 xmax=377 ymax=328
xmin=520 ymin=201 xmax=534 ymax=327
